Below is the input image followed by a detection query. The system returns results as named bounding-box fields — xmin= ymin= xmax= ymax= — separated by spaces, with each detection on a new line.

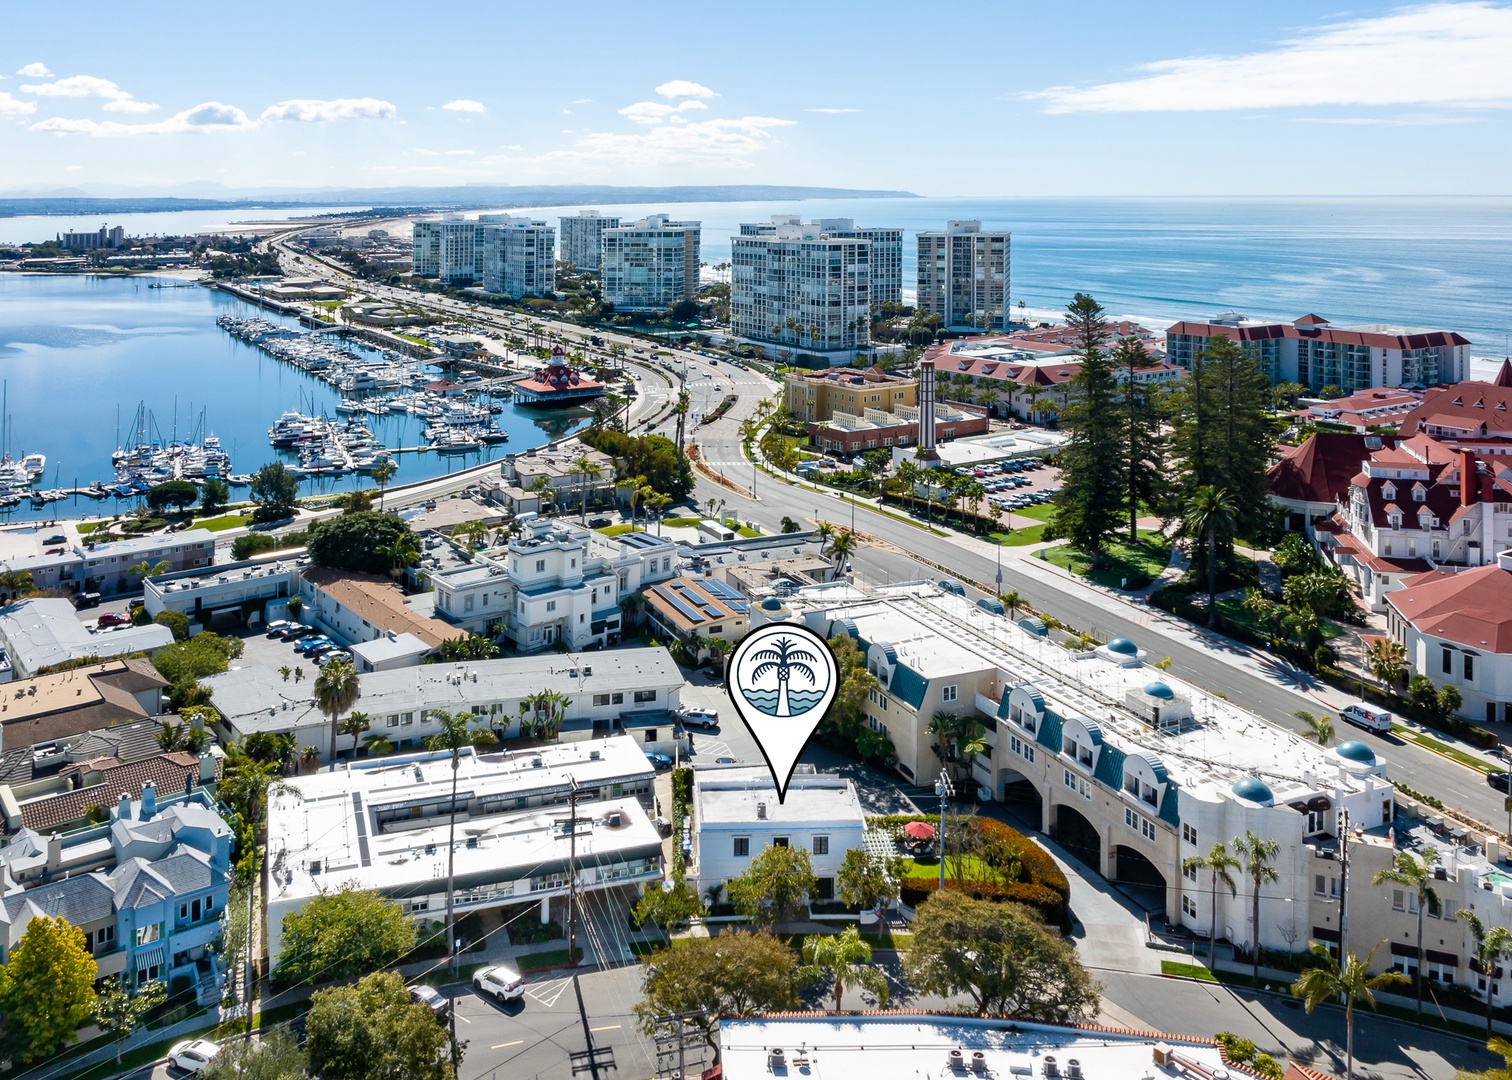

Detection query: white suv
xmin=473 ymin=964 xmax=525 ymax=1003
xmin=679 ymin=707 xmax=720 ymax=730
xmin=168 ymin=1039 xmax=222 ymax=1075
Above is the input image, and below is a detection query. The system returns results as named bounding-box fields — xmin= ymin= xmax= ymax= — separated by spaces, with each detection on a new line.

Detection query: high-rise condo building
xmin=410 ymin=218 xmax=486 ymax=283
xmin=738 ymin=215 xmax=903 ymax=306
xmin=559 ymin=210 xmax=621 ymax=272
xmin=916 ymin=221 xmax=1010 ymax=331
xmin=601 ymin=214 xmax=701 ymax=312
xmin=731 ymin=218 xmax=872 ymax=357
xmin=478 ymin=215 xmax=556 ymax=298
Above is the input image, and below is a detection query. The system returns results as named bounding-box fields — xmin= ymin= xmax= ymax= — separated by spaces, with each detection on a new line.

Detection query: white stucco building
xmin=479 ymin=215 xmax=555 ymax=298
xmin=731 ymin=219 xmax=872 ymax=359
xmin=601 ymin=214 xmax=701 ymax=312
xmin=916 ymin=221 xmax=1009 ymax=331
xmin=559 ymin=210 xmax=620 ymax=272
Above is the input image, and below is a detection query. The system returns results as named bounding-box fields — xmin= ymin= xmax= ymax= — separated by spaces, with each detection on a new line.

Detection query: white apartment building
xmin=410 ymin=219 xmax=485 ymax=283
xmin=430 ymin=518 xmax=676 ymax=651
xmin=690 ymin=766 xmax=865 ymax=901
xmin=479 ymin=216 xmax=555 ymax=298
xmin=730 ymin=220 xmax=872 ymax=358
xmin=264 ymin=737 xmax=662 ymax=967
xmin=601 ymin=214 xmax=701 ymax=312
xmin=916 ymin=221 xmax=1010 ymax=331
xmin=739 ymin=215 xmax=903 ymax=305
xmin=758 ymin=582 xmax=1395 ymax=961
xmin=559 ymin=210 xmax=621 ymax=272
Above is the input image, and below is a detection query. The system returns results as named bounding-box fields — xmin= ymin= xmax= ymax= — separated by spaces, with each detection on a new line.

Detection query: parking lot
xmin=958 ymin=457 xmax=1063 ymax=519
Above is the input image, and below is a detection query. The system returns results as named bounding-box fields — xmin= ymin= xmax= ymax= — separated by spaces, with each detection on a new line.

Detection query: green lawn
xmin=1161 ymin=960 xmax=1218 ymax=981
xmin=897 ymin=854 xmax=1002 ymax=884
xmin=1213 ymin=597 xmax=1344 ymax=642
xmin=737 ymin=526 xmax=763 ymax=538
xmin=595 ymin=523 xmax=641 ymax=537
xmin=76 ymin=521 xmax=105 ymax=535
xmin=1396 ymin=727 xmax=1495 ymax=773
xmin=194 ymin=513 xmax=252 ymax=532
xmin=1043 ymin=530 xmax=1173 ymax=590
xmin=660 ymin=516 xmax=704 ymax=528
xmin=991 ymin=524 xmax=1049 ymax=547
xmin=1015 ymin=503 xmax=1056 ymax=523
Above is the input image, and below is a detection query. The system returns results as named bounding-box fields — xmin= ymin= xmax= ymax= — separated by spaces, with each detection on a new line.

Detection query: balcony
xmin=170 ymin=919 xmax=223 ymax=955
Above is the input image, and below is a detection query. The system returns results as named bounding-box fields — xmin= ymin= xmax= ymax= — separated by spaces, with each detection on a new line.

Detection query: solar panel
xmin=655 ymin=586 xmax=705 ymax=624
xmin=701 ymin=579 xmax=743 ymax=601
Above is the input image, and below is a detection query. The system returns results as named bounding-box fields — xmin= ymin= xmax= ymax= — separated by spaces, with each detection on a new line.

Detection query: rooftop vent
xmin=768 ymin=1050 xmax=786 ymax=1069
xmin=589 ymin=750 xmax=601 ymax=761
xmin=756 ymin=802 xmax=767 ymax=819
xmin=972 ymin=1051 xmax=988 ymax=1075
xmin=531 ymin=756 xmax=543 ymax=768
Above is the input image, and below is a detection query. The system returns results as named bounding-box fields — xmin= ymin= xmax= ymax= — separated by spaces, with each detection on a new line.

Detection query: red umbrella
xmin=903 ymin=820 xmax=936 ymax=841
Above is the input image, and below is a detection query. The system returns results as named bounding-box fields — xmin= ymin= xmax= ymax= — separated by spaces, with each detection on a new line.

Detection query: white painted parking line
xmin=526 ymin=976 xmax=572 ymax=1008
xmin=491 ymin=1039 xmax=524 ymax=1050
xmin=589 ymin=1023 xmax=621 ymax=1033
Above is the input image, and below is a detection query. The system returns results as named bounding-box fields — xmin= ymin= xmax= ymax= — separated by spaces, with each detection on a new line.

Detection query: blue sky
xmin=3 ymin=0 xmax=1511 ymax=196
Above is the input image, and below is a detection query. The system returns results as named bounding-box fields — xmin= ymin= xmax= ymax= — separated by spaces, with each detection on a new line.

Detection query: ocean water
xmin=0 ymin=274 xmax=588 ymax=523
xmin=502 ymin=196 xmax=1512 ymax=350
xmin=0 ymin=205 xmax=362 ymax=246
xmin=740 ymin=688 xmax=828 ymax=717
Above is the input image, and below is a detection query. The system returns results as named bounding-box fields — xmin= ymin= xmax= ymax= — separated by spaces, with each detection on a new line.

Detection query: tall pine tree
xmin=1049 ymin=294 xmax=1124 ymax=561
xmin=1114 ymin=336 xmax=1169 ymax=544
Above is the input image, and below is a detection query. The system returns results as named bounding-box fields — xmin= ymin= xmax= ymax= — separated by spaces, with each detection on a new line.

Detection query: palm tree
xmin=1291 ymin=940 xmax=1407 ymax=1080
xmin=528 ymin=475 xmax=556 ymax=515
xmin=749 ymin=635 xmax=819 ymax=717
xmin=647 ymin=492 xmax=672 ymax=535
xmin=363 ymin=732 xmax=395 ymax=757
xmin=1372 ymin=850 xmax=1439 ymax=1017
xmin=800 ymin=925 xmax=889 ymax=1010
xmin=828 ymin=529 xmax=857 ymax=582
xmin=1234 ymin=830 xmax=1280 ymax=984
xmin=1182 ymin=842 xmax=1240 ymax=968
xmin=371 ymin=459 xmax=398 ymax=510
xmin=377 ymin=533 xmax=421 ymax=578
xmin=895 ymin=460 xmax=920 ymax=514
xmin=452 ymin=519 xmax=491 ymax=551
xmin=278 ymin=665 xmax=292 ymax=683
xmin=1366 ymin=637 xmax=1409 ymax=687
xmin=0 ymin=569 xmax=34 ymax=601
xmin=568 ymin=454 xmax=602 ymax=524
xmin=1000 ymin=590 xmax=1024 ymax=619
xmin=340 ymin=711 xmax=373 ymax=758
xmin=423 ymin=709 xmax=474 ymax=975
xmin=1460 ymin=909 xmax=1512 ymax=1037
xmin=220 ymin=742 xmax=293 ymax=840
xmin=1183 ymin=485 xmax=1237 ymax=628
xmin=129 ymin=559 xmax=171 ymax=582
xmin=313 ymin=657 xmax=361 ymax=772
xmin=618 ymin=591 xmax=645 ymax=630
xmin=927 ymin=710 xmax=959 ymax=772
xmin=957 ymin=719 xmax=988 ymax=764
xmin=1294 ymin=710 xmax=1335 ymax=746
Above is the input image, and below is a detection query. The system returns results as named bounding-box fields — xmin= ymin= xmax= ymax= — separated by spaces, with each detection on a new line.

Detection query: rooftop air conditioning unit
xmin=1066 ymin=1060 xmax=1082 ymax=1079
xmin=608 ymin=812 xmax=622 ymax=827
xmin=1043 ymin=1056 xmax=1059 ymax=1077
xmin=971 ymin=1051 xmax=987 ymax=1074
xmin=531 ymin=756 xmax=543 ymax=768
xmin=767 ymin=1050 xmax=786 ymax=1069
xmin=589 ymin=750 xmax=601 ymax=761
xmin=947 ymin=1049 xmax=965 ymax=1070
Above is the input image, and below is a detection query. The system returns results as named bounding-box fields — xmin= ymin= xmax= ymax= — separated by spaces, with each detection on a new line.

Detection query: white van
xmin=1338 ymin=701 xmax=1393 ymax=733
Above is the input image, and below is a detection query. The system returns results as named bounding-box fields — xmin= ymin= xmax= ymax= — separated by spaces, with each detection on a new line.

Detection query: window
xmin=1182 ymin=895 xmax=1198 ymax=918
xmin=634 ymin=690 xmax=657 ymax=703
xmin=612 ymin=692 xmax=624 ymax=705
xmin=1466 ymin=653 xmax=1476 ymax=681
xmin=812 ymin=836 xmax=829 ymax=855
xmin=1184 ymin=862 xmax=1198 ymax=883
xmin=733 ymin=837 xmax=749 ymax=857
xmin=1125 ymin=807 xmax=1139 ymax=830
xmin=1443 ymin=647 xmax=1453 ymax=675
xmin=135 ymin=923 xmax=160 ymax=947
xmin=1314 ymin=874 xmax=1326 ymax=895
xmin=387 ymin=715 xmax=398 ymax=728
xmin=464 ymin=594 xmax=475 ymax=612
xmin=941 ymin=685 xmax=958 ymax=703
xmin=1306 ymin=810 xmax=1325 ymax=835
xmin=535 ymin=559 xmax=546 ymax=573
xmin=546 ymin=600 xmax=557 ymax=613
xmin=1182 ymin=823 xmax=1198 ymax=846
xmin=773 ymin=837 xmax=790 ymax=848
xmin=1142 ymin=818 xmax=1157 ymax=842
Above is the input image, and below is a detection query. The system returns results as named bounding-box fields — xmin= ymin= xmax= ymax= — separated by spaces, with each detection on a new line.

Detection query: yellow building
xmin=782 ymin=367 xmax=916 ymax=424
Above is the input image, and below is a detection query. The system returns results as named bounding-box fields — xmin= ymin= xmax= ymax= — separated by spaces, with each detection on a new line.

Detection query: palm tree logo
xmin=748 ymin=636 xmax=819 ymax=717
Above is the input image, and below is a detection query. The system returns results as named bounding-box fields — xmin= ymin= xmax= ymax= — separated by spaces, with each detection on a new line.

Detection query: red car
xmin=96 ymin=612 xmax=132 ymax=629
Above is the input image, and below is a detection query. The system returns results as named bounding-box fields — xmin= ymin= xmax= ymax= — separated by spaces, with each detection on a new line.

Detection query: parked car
xmin=279 ymin=624 xmax=314 ymax=641
xmin=715 ymin=756 xmax=737 ymax=765
xmin=96 ymin=611 xmax=131 ymax=629
xmin=409 ymin=984 xmax=450 ymax=1019
xmin=42 ymin=534 xmax=65 ymax=545
xmin=72 ymin=591 xmax=101 ymax=610
xmin=644 ymin=751 xmax=673 ymax=769
xmin=473 ymin=964 xmax=525 ymax=1003
xmin=588 ymin=517 xmax=612 ymax=528
xmin=678 ymin=706 xmax=719 ymax=730
xmin=299 ymin=638 xmax=335 ymax=657
xmin=1489 ymin=771 xmax=1512 ymax=794
xmin=168 ymin=1039 xmax=222 ymax=1075
xmin=264 ymin=620 xmax=294 ymax=637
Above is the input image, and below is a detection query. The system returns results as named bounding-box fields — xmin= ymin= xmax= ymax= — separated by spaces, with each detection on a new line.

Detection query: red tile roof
xmin=11 ymin=750 xmax=220 ymax=835
xmin=1267 ymin=433 xmax=1392 ymax=507
xmin=1387 ymin=561 xmax=1512 ymax=651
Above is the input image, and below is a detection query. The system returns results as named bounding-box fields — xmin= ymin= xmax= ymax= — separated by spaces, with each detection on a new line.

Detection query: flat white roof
xmin=0 ymin=599 xmax=174 ymax=673
xmin=348 ymin=633 xmax=430 ymax=664
xmin=267 ymin=736 xmax=659 ymax=904
xmin=719 ymin=1016 xmax=1226 ymax=1080
xmin=695 ymin=768 xmax=865 ymax=830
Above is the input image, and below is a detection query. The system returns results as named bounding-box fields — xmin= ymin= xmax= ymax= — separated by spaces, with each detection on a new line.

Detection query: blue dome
xmin=1232 ymin=776 xmax=1274 ymax=804
xmin=1107 ymin=637 xmax=1138 ymax=655
xmin=760 ymin=597 xmax=784 ymax=611
xmin=1143 ymin=681 xmax=1175 ymax=700
xmin=1336 ymin=740 xmax=1376 ymax=764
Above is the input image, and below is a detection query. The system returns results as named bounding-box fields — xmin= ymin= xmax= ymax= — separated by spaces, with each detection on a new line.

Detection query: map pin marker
xmin=726 ymin=622 xmax=839 ymax=803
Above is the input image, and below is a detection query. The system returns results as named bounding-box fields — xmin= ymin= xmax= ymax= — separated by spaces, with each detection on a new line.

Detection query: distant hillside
xmin=0 ymin=183 xmax=918 ymax=219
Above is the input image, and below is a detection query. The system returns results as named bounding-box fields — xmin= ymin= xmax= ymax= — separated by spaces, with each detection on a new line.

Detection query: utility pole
xmin=553 ymin=778 xmax=592 ymax=966
xmin=653 ymin=1009 xmax=708 ymax=1079
xmin=1339 ymin=807 xmax=1351 ymax=961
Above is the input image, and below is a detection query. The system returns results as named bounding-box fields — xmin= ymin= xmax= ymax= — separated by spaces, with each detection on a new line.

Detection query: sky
xmin=3 ymin=0 xmax=1512 ymax=197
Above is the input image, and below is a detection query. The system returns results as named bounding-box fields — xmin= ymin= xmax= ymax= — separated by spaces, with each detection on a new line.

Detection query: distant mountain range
xmin=0 ymin=183 xmax=918 ymax=218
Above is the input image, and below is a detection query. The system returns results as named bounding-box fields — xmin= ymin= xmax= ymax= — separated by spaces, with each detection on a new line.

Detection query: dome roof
xmin=1143 ymin=681 xmax=1175 ymax=700
xmin=1107 ymin=637 xmax=1138 ymax=655
xmin=1231 ymin=776 xmax=1274 ymax=804
xmin=759 ymin=597 xmax=784 ymax=611
xmin=1336 ymin=740 xmax=1376 ymax=764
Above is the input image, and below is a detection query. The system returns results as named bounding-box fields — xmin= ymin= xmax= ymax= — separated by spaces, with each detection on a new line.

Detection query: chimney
xmin=199 ymin=751 xmax=215 ymax=785
xmin=139 ymin=781 xmax=156 ymax=820
xmin=46 ymin=832 xmax=61 ymax=871
xmin=117 ymin=791 xmax=130 ymax=820
xmin=1461 ymin=449 xmax=1478 ymax=507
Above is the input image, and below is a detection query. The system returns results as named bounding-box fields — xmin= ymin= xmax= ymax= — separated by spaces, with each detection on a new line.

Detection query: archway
xmin=1113 ymin=844 xmax=1169 ymax=917
xmin=996 ymin=767 xmax=1045 ymax=832
xmin=1051 ymin=803 xmax=1100 ymax=870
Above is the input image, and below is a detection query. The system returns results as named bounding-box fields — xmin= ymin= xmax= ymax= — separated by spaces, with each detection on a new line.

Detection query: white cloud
xmin=104 ymin=98 xmax=160 ymax=113
xmin=1027 ymin=2 xmax=1512 ymax=113
xmin=533 ymin=115 xmax=795 ymax=171
xmin=29 ymin=101 xmax=255 ymax=137
xmin=571 ymin=99 xmax=592 ymax=105
xmin=260 ymin=97 xmax=396 ymax=122
xmin=0 ymin=92 xmax=35 ymax=118
xmin=15 ymin=63 xmax=51 ymax=78
xmin=21 ymin=74 xmax=132 ymax=99
xmin=806 ymin=107 xmax=861 ymax=114
xmin=440 ymin=98 xmax=486 ymax=113
xmin=654 ymin=80 xmax=715 ymax=100
xmin=619 ymin=99 xmax=709 ymax=124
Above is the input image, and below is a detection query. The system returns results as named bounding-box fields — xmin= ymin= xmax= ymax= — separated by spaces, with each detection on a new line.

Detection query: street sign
xmin=1503 ymin=796 xmax=1512 ymax=813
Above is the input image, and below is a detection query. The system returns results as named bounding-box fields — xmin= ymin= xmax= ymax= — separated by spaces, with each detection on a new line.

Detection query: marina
xmin=0 ymin=274 xmax=590 ymax=522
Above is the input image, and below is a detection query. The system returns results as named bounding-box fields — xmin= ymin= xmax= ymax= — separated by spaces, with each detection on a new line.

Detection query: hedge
xmin=869 ymin=814 xmax=1069 ymax=922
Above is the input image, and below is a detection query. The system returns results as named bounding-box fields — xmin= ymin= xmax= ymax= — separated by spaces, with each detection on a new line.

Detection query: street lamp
xmin=935 ymin=769 xmax=955 ymax=891
xmin=995 ymin=535 xmax=1003 ymax=597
